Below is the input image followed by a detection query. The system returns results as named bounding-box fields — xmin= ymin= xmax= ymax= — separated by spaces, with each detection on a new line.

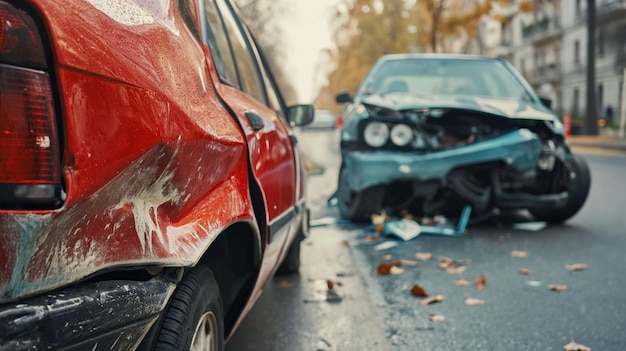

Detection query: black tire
xmin=337 ymin=166 xmax=384 ymax=222
xmin=155 ymin=266 xmax=224 ymax=351
xmin=530 ymin=154 xmax=591 ymax=223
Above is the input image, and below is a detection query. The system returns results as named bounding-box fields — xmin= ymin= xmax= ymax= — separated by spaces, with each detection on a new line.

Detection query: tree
xmin=234 ymin=0 xmax=298 ymax=104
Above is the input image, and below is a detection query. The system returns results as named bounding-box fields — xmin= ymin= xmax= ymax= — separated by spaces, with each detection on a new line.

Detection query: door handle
xmin=245 ymin=111 xmax=265 ymax=132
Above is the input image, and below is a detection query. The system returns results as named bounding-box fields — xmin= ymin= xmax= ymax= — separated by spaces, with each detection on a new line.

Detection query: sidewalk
xmin=567 ymin=128 xmax=626 ymax=153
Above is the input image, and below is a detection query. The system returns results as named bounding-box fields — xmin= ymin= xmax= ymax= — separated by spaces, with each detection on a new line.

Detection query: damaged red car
xmin=0 ymin=0 xmax=313 ymax=349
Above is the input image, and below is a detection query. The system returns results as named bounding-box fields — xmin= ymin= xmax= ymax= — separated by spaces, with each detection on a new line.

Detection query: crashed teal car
xmin=335 ymin=54 xmax=590 ymax=222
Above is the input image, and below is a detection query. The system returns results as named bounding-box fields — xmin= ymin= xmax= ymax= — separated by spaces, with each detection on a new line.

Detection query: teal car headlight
xmin=363 ymin=121 xmax=389 ymax=147
xmin=390 ymin=124 xmax=413 ymax=146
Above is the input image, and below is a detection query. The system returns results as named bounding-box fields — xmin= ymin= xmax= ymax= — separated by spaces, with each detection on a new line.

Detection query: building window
xmin=574 ymin=40 xmax=580 ymax=64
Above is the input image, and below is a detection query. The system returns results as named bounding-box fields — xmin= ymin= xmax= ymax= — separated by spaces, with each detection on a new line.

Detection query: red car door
xmin=198 ymin=0 xmax=298 ymax=268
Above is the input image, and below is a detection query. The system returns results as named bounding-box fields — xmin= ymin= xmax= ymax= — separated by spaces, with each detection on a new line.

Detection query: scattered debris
xmin=384 ymin=219 xmax=422 ymax=241
xmin=465 ymin=298 xmax=485 ymax=305
xmin=519 ymin=268 xmax=534 ymax=275
xmin=410 ymin=284 xmax=429 ymax=297
xmin=381 ymin=254 xmax=392 ymax=260
xmin=511 ymin=250 xmax=529 ymax=258
xmin=374 ymin=241 xmax=398 ymax=251
xmin=371 ymin=206 xmax=472 ymax=241
xmin=326 ymin=289 xmax=343 ymax=302
xmin=277 ymin=280 xmax=295 ymax=288
xmin=548 ymin=284 xmax=568 ymax=292
xmin=445 ymin=266 xmax=467 ymax=274
xmin=376 ymin=263 xmax=394 ymax=275
xmin=563 ymin=339 xmax=591 ymax=351
xmin=399 ymin=259 xmax=421 ymax=267
xmin=422 ymin=215 xmax=448 ymax=226
xmin=438 ymin=256 xmax=468 ymax=274
xmin=341 ymin=240 xmax=350 ymax=247
xmin=309 ymin=217 xmax=338 ymax=228
xmin=364 ymin=235 xmax=379 ymax=241
xmin=526 ymin=280 xmax=542 ymax=287
xmin=429 ymin=314 xmax=446 ymax=322
xmin=389 ymin=266 xmax=404 ymax=275
xmin=474 ymin=274 xmax=487 ymax=290
xmin=438 ymin=256 xmax=454 ymax=270
xmin=371 ymin=211 xmax=390 ymax=225
xmin=415 ymin=252 xmax=434 ymax=261
xmin=304 ymin=279 xmax=344 ymax=303
xmin=565 ymin=264 xmax=588 ymax=272
xmin=421 ymin=295 xmax=444 ymax=305
xmin=512 ymin=221 xmax=547 ymax=231
xmin=454 ymin=279 xmax=472 ymax=287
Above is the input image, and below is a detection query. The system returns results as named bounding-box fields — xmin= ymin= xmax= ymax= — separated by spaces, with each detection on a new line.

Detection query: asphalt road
xmin=227 ymin=128 xmax=626 ymax=351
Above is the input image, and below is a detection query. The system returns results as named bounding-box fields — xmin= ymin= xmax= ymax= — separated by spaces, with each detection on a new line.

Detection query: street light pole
xmin=586 ymin=0 xmax=598 ymax=135
xmin=619 ymin=68 xmax=626 ymax=139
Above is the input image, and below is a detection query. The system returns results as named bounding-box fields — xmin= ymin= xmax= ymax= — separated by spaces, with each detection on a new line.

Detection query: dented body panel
xmin=1 ymin=0 xmax=309 ymax=347
xmin=336 ymin=54 xmax=590 ymax=221
xmin=1 ymin=0 xmax=253 ymax=303
xmin=343 ymin=129 xmax=541 ymax=192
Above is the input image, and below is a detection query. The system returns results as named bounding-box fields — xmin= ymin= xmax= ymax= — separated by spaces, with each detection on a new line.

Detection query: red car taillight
xmin=0 ymin=1 xmax=63 ymax=208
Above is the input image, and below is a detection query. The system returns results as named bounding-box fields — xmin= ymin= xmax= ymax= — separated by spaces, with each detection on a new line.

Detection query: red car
xmin=0 ymin=0 xmax=313 ymax=349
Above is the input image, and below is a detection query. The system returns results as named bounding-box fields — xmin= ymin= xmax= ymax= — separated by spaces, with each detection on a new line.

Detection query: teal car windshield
xmin=359 ymin=58 xmax=531 ymax=100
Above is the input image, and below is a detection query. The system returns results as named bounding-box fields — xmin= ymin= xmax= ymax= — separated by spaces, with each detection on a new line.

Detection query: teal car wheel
xmin=530 ymin=154 xmax=591 ymax=223
xmin=337 ymin=166 xmax=384 ymax=222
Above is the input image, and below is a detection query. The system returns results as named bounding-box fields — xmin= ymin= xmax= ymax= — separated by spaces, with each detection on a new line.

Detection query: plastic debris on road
xmin=382 ymin=206 xmax=472 ymax=241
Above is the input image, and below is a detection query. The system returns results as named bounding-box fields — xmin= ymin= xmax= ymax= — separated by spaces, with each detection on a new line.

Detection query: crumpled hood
xmin=360 ymin=93 xmax=556 ymax=121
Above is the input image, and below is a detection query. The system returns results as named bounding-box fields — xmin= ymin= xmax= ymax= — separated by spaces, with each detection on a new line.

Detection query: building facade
xmin=492 ymin=0 xmax=626 ymax=124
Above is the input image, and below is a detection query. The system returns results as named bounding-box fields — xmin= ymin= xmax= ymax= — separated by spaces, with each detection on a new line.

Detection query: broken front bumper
xmin=0 ymin=277 xmax=175 ymax=351
xmin=343 ymin=129 xmax=541 ymax=192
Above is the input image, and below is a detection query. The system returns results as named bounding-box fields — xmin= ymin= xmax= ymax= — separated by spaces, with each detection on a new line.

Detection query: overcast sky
xmin=280 ymin=0 xmax=338 ymax=103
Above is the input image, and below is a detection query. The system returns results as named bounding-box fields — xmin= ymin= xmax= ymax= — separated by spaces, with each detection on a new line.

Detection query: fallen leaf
xmin=563 ymin=339 xmax=591 ymax=351
xmin=445 ymin=266 xmax=467 ymax=274
xmin=371 ymin=211 xmax=389 ymax=225
xmin=465 ymin=298 xmax=485 ymax=305
xmin=474 ymin=274 xmax=487 ymax=290
xmin=438 ymin=257 xmax=453 ymax=270
xmin=376 ymin=263 xmax=393 ymax=275
xmin=365 ymin=235 xmax=379 ymax=241
xmin=519 ymin=268 xmax=534 ymax=275
xmin=565 ymin=264 xmax=588 ymax=272
xmin=511 ymin=250 xmax=529 ymax=258
xmin=341 ymin=240 xmax=350 ymax=247
xmin=381 ymin=254 xmax=392 ymax=260
xmin=391 ymin=260 xmax=402 ymax=267
xmin=277 ymin=280 xmax=294 ymax=288
xmin=454 ymin=279 xmax=472 ymax=287
xmin=410 ymin=284 xmax=429 ymax=297
xmin=389 ymin=266 xmax=404 ymax=275
xmin=421 ymin=295 xmax=444 ymax=305
xmin=548 ymin=284 xmax=568 ymax=292
xmin=415 ymin=252 xmax=434 ymax=261
xmin=375 ymin=223 xmax=385 ymax=234
xmin=429 ymin=314 xmax=446 ymax=321
xmin=400 ymin=259 xmax=421 ymax=267
xmin=327 ymin=280 xmax=335 ymax=290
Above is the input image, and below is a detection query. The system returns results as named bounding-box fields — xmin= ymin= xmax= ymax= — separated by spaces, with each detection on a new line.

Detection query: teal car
xmin=335 ymin=54 xmax=590 ymax=223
